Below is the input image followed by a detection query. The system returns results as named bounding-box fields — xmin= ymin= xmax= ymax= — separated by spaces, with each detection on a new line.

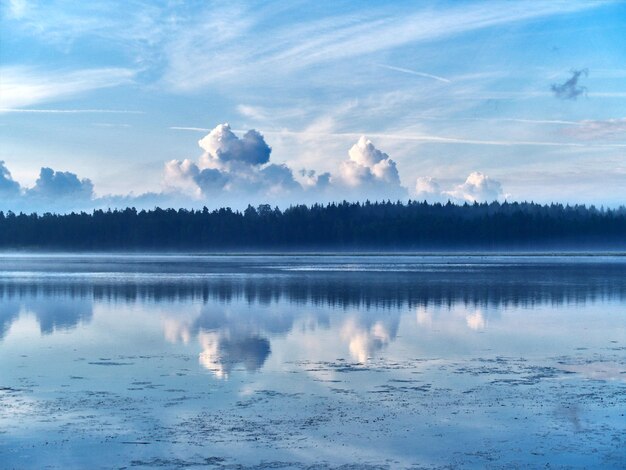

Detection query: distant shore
xmin=1 ymin=201 xmax=625 ymax=250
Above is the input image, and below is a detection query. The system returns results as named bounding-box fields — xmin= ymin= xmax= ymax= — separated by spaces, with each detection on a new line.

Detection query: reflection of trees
xmin=1 ymin=261 xmax=625 ymax=308
xmin=1 ymin=260 xmax=626 ymax=366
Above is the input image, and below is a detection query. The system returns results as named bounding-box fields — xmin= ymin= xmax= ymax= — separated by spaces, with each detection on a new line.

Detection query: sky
xmin=1 ymin=0 xmax=625 ymax=212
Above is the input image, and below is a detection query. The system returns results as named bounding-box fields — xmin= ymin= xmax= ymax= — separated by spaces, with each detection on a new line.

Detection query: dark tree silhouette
xmin=0 ymin=200 xmax=624 ymax=250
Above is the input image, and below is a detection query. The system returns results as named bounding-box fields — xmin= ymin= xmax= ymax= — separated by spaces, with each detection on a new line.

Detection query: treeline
xmin=0 ymin=200 xmax=625 ymax=250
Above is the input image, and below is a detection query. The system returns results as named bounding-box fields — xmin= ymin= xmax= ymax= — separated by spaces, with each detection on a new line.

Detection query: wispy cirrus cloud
xmin=0 ymin=108 xmax=143 ymax=114
xmin=0 ymin=66 xmax=136 ymax=109
xmin=161 ymin=1 xmax=601 ymax=91
xmin=4 ymin=0 xmax=27 ymax=19
xmin=563 ymin=118 xmax=626 ymax=140
xmin=2 ymin=0 xmax=164 ymax=49
xmin=4 ymin=0 xmax=604 ymax=92
xmin=3 ymin=0 xmax=624 ymax=207
xmin=169 ymin=125 xmax=626 ymax=149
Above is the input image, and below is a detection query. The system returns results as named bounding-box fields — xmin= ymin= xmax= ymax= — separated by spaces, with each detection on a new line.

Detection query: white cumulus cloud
xmin=0 ymin=164 xmax=99 ymax=213
xmin=165 ymin=124 xmax=300 ymax=201
xmin=415 ymin=176 xmax=440 ymax=196
xmin=0 ymin=161 xmax=21 ymax=196
xmin=336 ymin=136 xmax=405 ymax=199
xmin=414 ymin=176 xmax=444 ymax=202
xmin=28 ymin=167 xmax=94 ymax=199
xmin=165 ymin=128 xmax=411 ymax=204
xmin=413 ymin=172 xmax=505 ymax=203
xmin=0 ymin=120 xmax=511 ymax=213
xmin=446 ymin=172 xmax=504 ymax=202
xmin=198 ymin=123 xmax=271 ymax=167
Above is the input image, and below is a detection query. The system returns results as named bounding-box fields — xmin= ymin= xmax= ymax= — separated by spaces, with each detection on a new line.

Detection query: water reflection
xmin=465 ymin=308 xmax=487 ymax=330
xmin=26 ymin=298 xmax=92 ymax=335
xmin=341 ymin=314 xmax=399 ymax=362
xmin=1 ymin=257 xmax=624 ymax=469
xmin=1 ymin=256 xmax=625 ymax=375
xmin=197 ymin=332 xmax=270 ymax=378
xmin=0 ymin=301 xmax=20 ymax=340
xmin=0 ymin=297 xmax=92 ymax=338
xmin=162 ymin=304 xmax=279 ymax=377
xmin=1 ymin=260 xmax=625 ymax=307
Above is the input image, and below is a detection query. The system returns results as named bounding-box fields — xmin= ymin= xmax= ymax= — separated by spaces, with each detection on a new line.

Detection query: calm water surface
xmin=0 ymin=255 xmax=624 ymax=469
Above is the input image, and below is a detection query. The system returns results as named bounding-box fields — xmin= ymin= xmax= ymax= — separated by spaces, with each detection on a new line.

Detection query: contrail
xmin=374 ymin=63 xmax=451 ymax=83
xmin=247 ymin=129 xmax=626 ymax=149
xmin=168 ymin=126 xmax=626 ymax=148
xmin=169 ymin=126 xmax=210 ymax=132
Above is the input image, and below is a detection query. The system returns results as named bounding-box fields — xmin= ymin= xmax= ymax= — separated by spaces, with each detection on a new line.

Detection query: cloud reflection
xmin=162 ymin=305 xmax=279 ymax=378
xmin=416 ymin=305 xmax=496 ymax=333
xmin=465 ymin=309 xmax=487 ymax=331
xmin=198 ymin=331 xmax=271 ymax=379
xmin=341 ymin=316 xmax=398 ymax=362
xmin=24 ymin=299 xmax=93 ymax=335
xmin=0 ymin=297 xmax=92 ymax=338
xmin=162 ymin=301 xmax=402 ymax=374
xmin=0 ymin=301 xmax=21 ymax=340
xmin=0 ymin=257 xmax=624 ymax=376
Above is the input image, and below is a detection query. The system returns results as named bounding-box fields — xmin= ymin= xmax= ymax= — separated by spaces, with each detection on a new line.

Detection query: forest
xmin=0 ymin=200 xmax=624 ymax=250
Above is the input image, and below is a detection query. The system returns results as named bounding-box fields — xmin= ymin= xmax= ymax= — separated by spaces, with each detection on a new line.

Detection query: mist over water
xmin=0 ymin=255 xmax=624 ymax=468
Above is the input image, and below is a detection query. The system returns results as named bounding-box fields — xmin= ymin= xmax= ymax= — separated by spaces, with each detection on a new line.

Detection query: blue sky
xmin=1 ymin=0 xmax=625 ymax=211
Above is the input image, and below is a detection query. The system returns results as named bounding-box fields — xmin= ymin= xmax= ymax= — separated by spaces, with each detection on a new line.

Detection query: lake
xmin=0 ymin=254 xmax=624 ymax=469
